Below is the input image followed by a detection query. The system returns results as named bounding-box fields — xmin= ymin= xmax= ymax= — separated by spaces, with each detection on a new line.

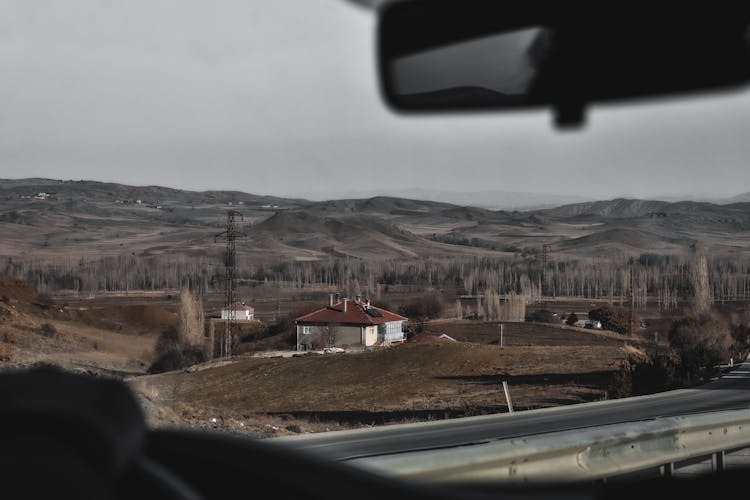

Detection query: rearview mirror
xmin=378 ymin=1 xmax=750 ymax=126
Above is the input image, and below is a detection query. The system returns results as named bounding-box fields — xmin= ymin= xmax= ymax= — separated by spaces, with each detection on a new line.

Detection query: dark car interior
xmin=3 ymin=366 xmax=750 ymax=499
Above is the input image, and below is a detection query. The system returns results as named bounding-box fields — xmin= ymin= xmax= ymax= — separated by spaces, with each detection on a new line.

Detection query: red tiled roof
xmin=296 ymin=299 xmax=407 ymax=326
xmin=223 ymin=302 xmax=254 ymax=311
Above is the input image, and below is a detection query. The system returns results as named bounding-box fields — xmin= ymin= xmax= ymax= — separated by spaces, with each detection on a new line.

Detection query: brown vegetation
xmin=130 ymin=333 xmax=628 ymax=431
xmin=149 ymin=288 xmax=207 ymax=373
xmin=0 ymin=275 xmax=162 ymax=373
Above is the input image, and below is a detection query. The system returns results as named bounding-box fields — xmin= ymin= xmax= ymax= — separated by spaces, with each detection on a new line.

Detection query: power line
xmin=214 ymin=210 xmax=247 ymax=358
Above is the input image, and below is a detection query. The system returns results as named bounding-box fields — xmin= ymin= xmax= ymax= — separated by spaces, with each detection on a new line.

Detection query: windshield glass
xmin=2 ymin=0 xmax=750 ymax=487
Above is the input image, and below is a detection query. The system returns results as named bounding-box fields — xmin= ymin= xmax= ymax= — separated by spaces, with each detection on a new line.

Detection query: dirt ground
xmin=0 ymin=277 xmax=650 ymax=438
xmin=128 ymin=327 xmax=634 ymax=437
xmin=422 ymin=319 xmax=634 ymax=346
xmin=0 ymin=277 xmax=170 ymax=374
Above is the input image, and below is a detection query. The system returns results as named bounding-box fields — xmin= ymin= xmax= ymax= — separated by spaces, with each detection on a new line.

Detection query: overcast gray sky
xmin=2 ymin=0 xmax=750 ymax=201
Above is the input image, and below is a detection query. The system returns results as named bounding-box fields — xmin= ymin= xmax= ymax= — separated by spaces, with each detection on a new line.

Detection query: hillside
xmin=299 ymin=196 xmax=457 ymax=217
xmin=0 ymin=275 xmax=169 ymax=374
xmin=2 ymin=178 xmax=750 ymax=261
xmin=552 ymin=228 xmax=688 ymax=254
xmin=247 ymin=211 xmax=507 ymax=259
xmin=540 ymin=198 xmax=673 ymax=219
xmin=721 ymin=192 xmax=750 ymax=204
xmin=0 ymin=178 xmax=303 ymax=207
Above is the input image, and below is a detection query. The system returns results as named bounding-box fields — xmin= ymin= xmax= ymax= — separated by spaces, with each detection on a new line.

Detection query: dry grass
xmin=0 ymin=276 xmax=170 ymax=374
xmin=129 ymin=326 xmax=631 ymax=435
xmin=0 ymin=276 xmax=658 ymax=437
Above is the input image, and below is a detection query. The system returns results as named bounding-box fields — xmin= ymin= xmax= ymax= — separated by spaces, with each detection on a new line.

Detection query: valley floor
xmin=0 ymin=279 xmax=662 ymax=438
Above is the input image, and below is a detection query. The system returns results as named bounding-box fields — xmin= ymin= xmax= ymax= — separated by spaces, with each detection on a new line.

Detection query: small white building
xmin=221 ymin=302 xmax=255 ymax=320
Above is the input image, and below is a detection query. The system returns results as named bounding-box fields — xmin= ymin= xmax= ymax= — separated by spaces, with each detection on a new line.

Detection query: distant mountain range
xmin=286 ymin=187 xmax=750 ymax=211
xmin=1 ymin=178 xmax=749 ymax=261
xmin=287 ymin=188 xmax=594 ymax=211
xmin=721 ymin=192 xmax=750 ymax=204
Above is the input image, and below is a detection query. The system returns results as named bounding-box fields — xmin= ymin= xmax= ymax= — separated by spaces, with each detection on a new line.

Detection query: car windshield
xmin=2 ymin=0 xmax=750 ymax=490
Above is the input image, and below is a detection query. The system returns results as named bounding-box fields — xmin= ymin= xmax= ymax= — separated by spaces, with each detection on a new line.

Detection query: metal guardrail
xmin=348 ymin=408 xmax=750 ymax=484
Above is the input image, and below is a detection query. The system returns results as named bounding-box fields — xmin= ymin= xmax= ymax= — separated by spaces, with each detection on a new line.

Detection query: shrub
xmin=525 ymin=309 xmax=560 ymax=324
xmin=669 ymin=313 xmax=733 ymax=383
xmin=607 ymin=368 xmax=632 ymax=399
xmin=398 ymin=295 xmax=440 ymax=334
xmin=149 ymin=345 xmax=205 ymax=373
xmin=588 ymin=304 xmax=632 ymax=334
xmin=148 ymin=326 xmax=206 ymax=373
xmin=266 ymin=315 xmax=294 ymax=337
xmin=631 ymin=353 xmax=681 ymax=395
xmin=609 ymin=351 xmax=682 ymax=399
xmin=37 ymin=323 xmax=56 ymax=337
xmin=732 ymin=322 xmax=750 ymax=354
xmin=398 ymin=293 xmax=443 ymax=320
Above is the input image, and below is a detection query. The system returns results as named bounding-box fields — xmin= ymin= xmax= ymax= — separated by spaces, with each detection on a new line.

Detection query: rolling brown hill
xmin=247 ymin=211 xmax=507 ymax=259
xmin=0 ymin=275 xmax=170 ymax=374
xmin=552 ymin=228 xmax=689 ymax=255
xmin=2 ymin=178 xmax=750 ymax=261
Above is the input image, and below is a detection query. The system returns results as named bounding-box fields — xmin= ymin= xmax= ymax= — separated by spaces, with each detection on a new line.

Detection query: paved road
xmin=273 ymin=359 xmax=750 ymax=461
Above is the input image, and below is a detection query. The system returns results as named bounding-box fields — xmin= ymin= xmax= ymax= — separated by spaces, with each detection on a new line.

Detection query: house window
xmin=303 ymin=326 xmax=311 ymax=335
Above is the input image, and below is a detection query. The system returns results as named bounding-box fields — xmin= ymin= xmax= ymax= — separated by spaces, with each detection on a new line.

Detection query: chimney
xmin=335 ymin=292 xmax=340 ymax=304
xmin=329 ymin=294 xmax=334 ymax=307
xmin=355 ymin=294 xmax=361 ymax=304
xmin=343 ymin=299 xmax=347 ymax=313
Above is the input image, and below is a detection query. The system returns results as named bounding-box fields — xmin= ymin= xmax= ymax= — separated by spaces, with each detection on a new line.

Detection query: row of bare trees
xmin=3 ymin=250 xmax=748 ymax=313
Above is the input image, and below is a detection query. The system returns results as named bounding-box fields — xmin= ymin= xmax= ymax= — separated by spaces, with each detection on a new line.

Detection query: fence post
xmin=660 ymin=463 xmax=674 ymax=478
xmin=503 ymin=381 xmax=514 ymax=413
xmin=712 ymin=451 xmax=725 ymax=473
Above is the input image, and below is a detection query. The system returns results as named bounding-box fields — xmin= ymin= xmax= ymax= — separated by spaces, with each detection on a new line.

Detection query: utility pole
xmin=215 ymin=210 xmax=246 ymax=358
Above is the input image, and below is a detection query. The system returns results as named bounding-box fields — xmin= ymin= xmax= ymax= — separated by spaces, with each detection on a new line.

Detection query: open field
xmin=0 ymin=273 xmax=642 ymax=436
xmin=128 ymin=320 xmax=636 ymax=437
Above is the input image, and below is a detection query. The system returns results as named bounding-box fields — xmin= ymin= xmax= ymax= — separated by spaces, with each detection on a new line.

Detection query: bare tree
xmin=500 ymin=292 xmax=526 ymax=322
xmin=179 ymin=288 xmax=206 ymax=354
xmin=690 ymin=246 xmax=712 ymax=315
xmin=321 ymin=324 xmax=339 ymax=348
xmin=149 ymin=288 xmax=207 ymax=372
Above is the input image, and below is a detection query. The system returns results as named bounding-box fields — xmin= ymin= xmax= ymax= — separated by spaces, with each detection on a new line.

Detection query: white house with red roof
xmin=221 ymin=302 xmax=255 ymax=321
xmin=295 ymin=295 xmax=407 ymax=350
